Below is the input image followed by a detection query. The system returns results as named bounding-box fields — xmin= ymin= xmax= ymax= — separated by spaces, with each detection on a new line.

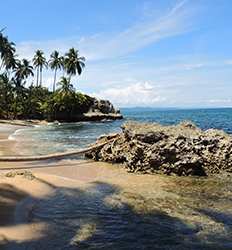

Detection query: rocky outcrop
xmin=81 ymin=112 xmax=123 ymax=121
xmin=90 ymin=98 xmax=120 ymax=114
xmin=48 ymin=96 xmax=123 ymax=122
xmin=85 ymin=121 xmax=232 ymax=176
xmin=80 ymin=97 xmax=122 ymax=121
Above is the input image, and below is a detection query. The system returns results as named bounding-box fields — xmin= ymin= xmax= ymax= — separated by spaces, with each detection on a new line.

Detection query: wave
xmin=8 ymin=127 xmax=32 ymax=141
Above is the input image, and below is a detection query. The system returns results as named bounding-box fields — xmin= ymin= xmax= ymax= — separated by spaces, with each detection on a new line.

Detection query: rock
xmin=85 ymin=121 xmax=232 ymax=176
xmin=5 ymin=170 xmax=35 ymax=180
xmin=79 ymin=97 xmax=123 ymax=121
xmin=89 ymin=98 xmax=120 ymax=114
xmin=81 ymin=112 xmax=123 ymax=121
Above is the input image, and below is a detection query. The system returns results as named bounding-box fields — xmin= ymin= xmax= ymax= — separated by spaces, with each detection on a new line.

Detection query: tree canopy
xmin=0 ymin=29 xmax=92 ymax=121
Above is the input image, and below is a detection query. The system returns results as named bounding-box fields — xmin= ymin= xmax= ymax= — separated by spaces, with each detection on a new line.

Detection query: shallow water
xmin=8 ymin=108 xmax=232 ymax=156
xmin=7 ymin=174 xmax=232 ymax=249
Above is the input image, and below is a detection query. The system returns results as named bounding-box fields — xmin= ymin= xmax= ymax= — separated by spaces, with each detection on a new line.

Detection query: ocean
xmin=9 ymin=108 xmax=232 ymax=156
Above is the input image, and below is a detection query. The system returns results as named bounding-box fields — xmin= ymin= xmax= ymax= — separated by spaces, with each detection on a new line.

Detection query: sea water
xmin=9 ymin=108 xmax=232 ymax=156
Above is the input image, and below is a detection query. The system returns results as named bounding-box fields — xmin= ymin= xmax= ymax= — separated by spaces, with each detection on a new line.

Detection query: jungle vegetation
xmin=0 ymin=29 xmax=93 ymax=121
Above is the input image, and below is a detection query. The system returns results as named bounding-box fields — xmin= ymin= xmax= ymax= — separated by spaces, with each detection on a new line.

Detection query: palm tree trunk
xmin=53 ymin=68 xmax=57 ymax=92
xmin=36 ymin=67 xmax=39 ymax=87
xmin=0 ymin=61 xmax=3 ymax=71
xmin=40 ymin=66 xmax=42 ymax=87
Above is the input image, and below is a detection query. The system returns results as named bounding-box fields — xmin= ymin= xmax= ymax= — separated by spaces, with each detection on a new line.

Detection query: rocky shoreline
xmin=77 ymin=98 xmax=123 ymax=121
xmin=86 ymin=121 xmax=232 ymax=176
xmin=0 ymin=99 xmax=123 ymax=124
xmin=48 ymin=97 xmax=123 ymax=122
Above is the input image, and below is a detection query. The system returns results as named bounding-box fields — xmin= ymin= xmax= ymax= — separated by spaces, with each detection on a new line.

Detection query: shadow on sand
xmin=0 ymin=179 xmax=232 ymax=250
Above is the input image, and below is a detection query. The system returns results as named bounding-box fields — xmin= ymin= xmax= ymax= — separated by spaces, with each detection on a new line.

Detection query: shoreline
xmin=0 ymin=123 xmax=232 ymax=249
xmin=0 ymin=119 xmax=45 ymax=127
xmin=0 ymin=159 xmax=163 ymax=248
xmin=0 ymin=123 xmax=28 ymax=156
xmin=0 ymin=112 xmax=123 ymax=127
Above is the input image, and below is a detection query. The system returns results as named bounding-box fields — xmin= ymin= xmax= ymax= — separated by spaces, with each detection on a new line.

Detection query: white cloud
xmin=14 ymin=1 xmax=232 ymax=108
xmin=182 ymin=63 xmax=204 ymax=70
xmin=209 ymin=99 xmax=232 ymax=104
xmin=16 ymin=0 xmax=193 ymax=61
xmin=91 ymin=82 xmax=166 ymax=107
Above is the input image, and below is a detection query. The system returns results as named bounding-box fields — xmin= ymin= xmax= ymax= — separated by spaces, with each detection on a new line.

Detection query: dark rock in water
xmin=85 ymin=121 xmax=232 ymax=176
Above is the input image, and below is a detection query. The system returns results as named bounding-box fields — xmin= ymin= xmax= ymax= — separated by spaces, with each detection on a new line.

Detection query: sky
xmin=1 ymin=0 xmax=232 ymax=108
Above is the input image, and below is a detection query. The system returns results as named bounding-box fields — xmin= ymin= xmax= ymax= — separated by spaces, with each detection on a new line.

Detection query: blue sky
xmin=1 ymin=0 xmax=232 ymax=107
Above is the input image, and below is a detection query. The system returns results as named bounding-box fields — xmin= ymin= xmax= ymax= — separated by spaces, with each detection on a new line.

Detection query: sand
xmin=0 ymin=122 xmax=168 ymax=248
xmin=0 ymin=123 xmax=231 ymax=249
xmin=0 ymin=123 xmax=162 ymax=247
xmin=0 ymin=158 xmax=171 ymax=248
xmin=0 ymin=123 xmax=28 ymax=156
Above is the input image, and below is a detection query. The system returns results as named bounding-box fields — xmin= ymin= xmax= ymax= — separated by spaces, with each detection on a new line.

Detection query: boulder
xmin=85 ymin=121 xmax=232 ymax=176
xmin=90 ymin=98 xmax=119 ymax=114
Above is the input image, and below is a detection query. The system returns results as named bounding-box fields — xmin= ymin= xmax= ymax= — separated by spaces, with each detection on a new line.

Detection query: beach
xmin=0 ymin=122 xmax=232 ymax=249
xmin=0 ymin=124 xmax=21 ymax=156
xmin=0 ymin=123 xmax=169 ymax=248
xmin=1 ymin=0 xmax=231 ymax=247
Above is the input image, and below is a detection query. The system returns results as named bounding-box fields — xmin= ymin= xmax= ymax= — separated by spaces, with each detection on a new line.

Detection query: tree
xmin=32 ymin=50 xmax=47 ymax=87
xmin=0 ymin=32 xmax=16 ymax=72
xmin=0 ymin=30 xmax=90 ymax=121
xmin=64 ymin=48 xmax=85 ymax=82
xmin=57 ymin=76 xmax=75 ymax=95
xmin=60 ymin=56 xmax=65 ymax=77
xmin=24 ymin=86 xmax=50 ymax=119
xmin=0 ymin=73 xmax=14 ymax=118
xmin=49 ymin=50 xmax=63 ymax=92
xmin=14 ymin=59 xmax=34 ymax=82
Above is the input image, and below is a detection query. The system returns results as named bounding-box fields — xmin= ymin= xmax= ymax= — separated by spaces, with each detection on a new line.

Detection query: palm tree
xmin=49 ymin=51 xmax=63 ymax=92
xmin=0 ymin=73 xmax=13 ymax=118
xmin=0 ymin=32 xmax=16 ymax=72
xmin=60 ymin=56 xmax=66 ymax=77
xmin=14 ymin=59 xmax=34 ymax=81
xmin=64 ymin=48 xmax=85 ymax=82
xmin=0 ymin=33 xmax=7 ymax=70
xmin=32 ymin=50 xmax=47 ymax=87
xmin=57 ymin=76 xmax=74 ymax=94
xmin=12 ymin=59 xmax=34 ymax=119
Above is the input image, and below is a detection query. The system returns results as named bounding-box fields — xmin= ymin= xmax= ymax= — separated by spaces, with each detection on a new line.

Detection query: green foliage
xmin=0 ymin=73 xmax=14 ymax=118
xmin=0 ymin=29 xmax=88 ymax=121
xmin=23 ymin=86 xmax=50 ymax=119
xmin=44 ymin=90 xmax=93 ymax=121
xmin=0 ymin=73 xmax=93 ymax=121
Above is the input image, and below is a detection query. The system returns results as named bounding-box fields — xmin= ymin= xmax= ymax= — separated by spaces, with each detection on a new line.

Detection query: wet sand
xmin=0 ymin=124 xmax=232 ymax=249
xmin=0 ymin=124 xmax=28 ymax=156
xmin=0 ymin=159 xmax=170 ymax=248
xmin=1 ymin=159 xmax=232 ymax=249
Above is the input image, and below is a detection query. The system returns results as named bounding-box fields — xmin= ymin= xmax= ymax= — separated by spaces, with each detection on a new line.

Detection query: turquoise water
xmin=10 ymin=108 xmax=232 ymax=155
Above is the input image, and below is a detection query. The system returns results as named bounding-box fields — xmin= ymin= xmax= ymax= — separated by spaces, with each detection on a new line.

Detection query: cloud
xmin=15 ymin=0 xmax=230 ymax=108
xmin=16 ymin=0 xmax=193 ymax=61
xmin=225 ymin=60 xmax=232 ymax=65
xmin=91 ymin=82 xmax=166 ymax=107
xmin=181 ymin=63 xmax=204 ymax=70
xmin=209 ymin=99 xmax=232 ymax=104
